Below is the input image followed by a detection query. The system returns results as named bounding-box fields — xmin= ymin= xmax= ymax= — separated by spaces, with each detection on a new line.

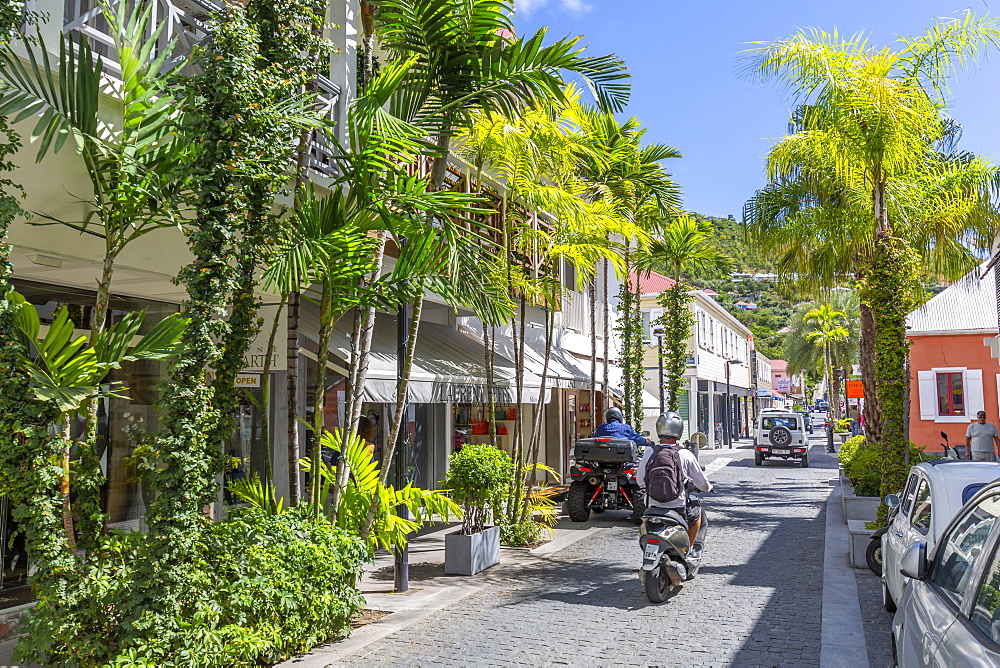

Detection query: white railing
xmin=563 ymin=289 xmax=588 ymax=334
xmin=63 ymin=0 xmax=217 ymax=76
xmin=63 ymin=0 xmax=341 ymax=179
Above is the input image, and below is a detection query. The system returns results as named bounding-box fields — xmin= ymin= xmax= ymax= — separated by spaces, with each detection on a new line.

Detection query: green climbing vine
xmin=615 ymin=261 xmax=644 ymax=427
xmin=858 ymin=235 xmax=920 ymax=522
xmin=656 ymin=282 xmax=695 ymax=412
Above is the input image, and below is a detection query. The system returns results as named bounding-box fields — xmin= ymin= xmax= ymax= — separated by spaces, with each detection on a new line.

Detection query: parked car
xmin=753 ymin=411 xmax=809 ymax=467
xmin=892 ymin=479 xmax=1000 ymax=666
xmin=881 ymin=460 xmax=1000 ymax=614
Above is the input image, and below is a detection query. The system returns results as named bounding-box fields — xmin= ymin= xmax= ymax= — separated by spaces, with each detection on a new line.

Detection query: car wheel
xmin=800 ymin=454 xmax=809 ymax=468
xmin=754 ymin=451 xmax=763 ymax=466
xmin=882 ymin=578 xmax=897 ymax=613
xmin=866 ymin=537 xmax=883 ymax=576
xmin=769 ymin=426 xmax=792 ymax=447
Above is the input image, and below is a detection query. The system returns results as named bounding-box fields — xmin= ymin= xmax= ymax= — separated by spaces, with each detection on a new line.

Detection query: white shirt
xmin=967 ymin=421 xmax=1000 ymax=453
xmin=637 ymin=443 xmax=711 ymax=509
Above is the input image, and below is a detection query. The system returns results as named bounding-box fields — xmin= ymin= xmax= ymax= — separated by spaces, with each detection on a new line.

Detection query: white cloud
xmin=514 ymin=0 xmax=593 ymax=17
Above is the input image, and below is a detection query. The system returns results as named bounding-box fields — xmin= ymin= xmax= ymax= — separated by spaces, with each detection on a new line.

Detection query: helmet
xmin=604 ymin=407 xmax=624 ymax=423
xmin=656 ymin=411 xmax=684 ymax=439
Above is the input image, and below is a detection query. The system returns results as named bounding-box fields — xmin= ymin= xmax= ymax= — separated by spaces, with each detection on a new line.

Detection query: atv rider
xmin=638 ymin=411 xmax=713 ymax=551
xmin=594 ymin=407 xmax=653 ymax=447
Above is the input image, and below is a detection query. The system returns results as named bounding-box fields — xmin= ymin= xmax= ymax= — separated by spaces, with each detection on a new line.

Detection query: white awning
xmin=302 ymin=308 xmax=547 ymax=404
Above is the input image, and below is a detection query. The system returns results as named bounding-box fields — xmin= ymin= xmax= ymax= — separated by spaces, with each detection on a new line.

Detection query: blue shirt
xmin=592 ymin=420 xmax=648 ymax=447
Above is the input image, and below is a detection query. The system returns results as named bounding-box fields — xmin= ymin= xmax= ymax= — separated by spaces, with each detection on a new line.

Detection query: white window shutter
xmin=917 ymin=370 xmax=937 ymax=420
xmin=967 ymin=369 xmax=985 ymax=416
xmin=995 ymin=374 xmax=1000 ymax=416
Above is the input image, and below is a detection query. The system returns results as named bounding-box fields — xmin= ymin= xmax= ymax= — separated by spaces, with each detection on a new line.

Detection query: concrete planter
xmin=847 ymin=520 xmax=873 ymax=569
xmin=445 ymin=526 xmax=500 ymax=575
xmin=842 ymin=482 xmax=880 ymax=523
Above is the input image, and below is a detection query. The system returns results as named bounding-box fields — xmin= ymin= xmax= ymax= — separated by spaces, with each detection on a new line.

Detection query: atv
xmin=567 ymin=437 xmax=644 ymax=525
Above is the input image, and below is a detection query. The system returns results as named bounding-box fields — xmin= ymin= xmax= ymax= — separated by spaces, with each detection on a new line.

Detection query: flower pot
xmin=444 ymin=526 xmax=501 ymax=575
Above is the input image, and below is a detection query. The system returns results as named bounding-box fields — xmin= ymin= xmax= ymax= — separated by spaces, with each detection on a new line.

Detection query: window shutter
xmin=917 ymin=370 xmax=937 ymax=420
xmin=967 ymin=369 xmax=985 ymax=416
xmin=995 ymin=374 xmax=1000 ymax=416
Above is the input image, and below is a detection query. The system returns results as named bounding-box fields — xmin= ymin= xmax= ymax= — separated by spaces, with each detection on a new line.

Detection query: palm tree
xmin=785 ymin=292 xmax=860 ymax=392
xmin=635 ymin=215 xmax=731 ymax=412
xmin=802 ymin=304 xmax=850 ymax=421
xmin=745 ymin=16 xmax=1000 ymax=505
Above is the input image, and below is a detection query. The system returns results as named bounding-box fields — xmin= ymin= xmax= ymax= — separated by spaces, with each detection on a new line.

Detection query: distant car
xmin=891 ymin=479 xmax=1000 ymax=666
xmin=794 ymin=410 xmax=813 ymax=434
xmin=753 ymin=411 xmax=809 ymax=467
xmin=881 ymin=461 xmax=1000 ymax=614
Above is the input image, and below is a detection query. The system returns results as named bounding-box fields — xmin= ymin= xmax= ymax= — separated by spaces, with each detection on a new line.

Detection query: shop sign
xmin=685 ymin=354 xmax=698 ymax=368
xmin=241 ymin=304 xmax=286 ymax=372
xmin=846 ymin=379 xmax=864 ymax=399
xmin=776 ymin=379 xmax=791 ymax=392
xmin=235 ymin=373 xmax=261 ymax=388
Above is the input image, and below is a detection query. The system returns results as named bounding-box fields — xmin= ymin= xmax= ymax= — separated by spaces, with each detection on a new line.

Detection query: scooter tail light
xmin=646 ymin=539 xmax=659 ymax=544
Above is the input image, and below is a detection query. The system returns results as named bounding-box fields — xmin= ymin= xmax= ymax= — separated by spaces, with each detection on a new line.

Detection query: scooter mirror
xmin=940 ymin=431 xmax=949 ymax=442
xmin=641 ymin=430 xmax=650 ymax=437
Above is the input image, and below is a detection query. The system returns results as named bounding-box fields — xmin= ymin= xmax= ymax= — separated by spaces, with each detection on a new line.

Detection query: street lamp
xmin=652 ymin=327 xmax=666 ymax=415
xmin=724 ymin=359 xmax=743 ymax=449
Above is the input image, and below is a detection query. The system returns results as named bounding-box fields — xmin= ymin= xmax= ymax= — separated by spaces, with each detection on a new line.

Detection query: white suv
xmin=754 ymin=411 xmax=809 ymax=467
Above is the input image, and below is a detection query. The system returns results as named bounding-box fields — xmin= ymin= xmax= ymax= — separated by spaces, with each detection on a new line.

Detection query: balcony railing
xmin=62 ymin=0 xmax=341 ymax=179
xmin=63 ymin=0 xmax=217 ymax=77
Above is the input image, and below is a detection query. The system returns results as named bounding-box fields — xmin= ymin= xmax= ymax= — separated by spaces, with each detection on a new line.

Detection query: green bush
xmin=839 ymin=435 xmax=867 ymax=468
xmin=845 ymin=446 xmax=882 ymax=496
xmin=444 ymin=443 xmax=512 ymax=535
xmin=17 ymin=506 xmax=366 ymax=667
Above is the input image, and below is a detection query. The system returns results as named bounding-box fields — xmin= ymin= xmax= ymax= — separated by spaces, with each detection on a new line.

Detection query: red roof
xmin=629 ymin=270 xmax=677 ymax=294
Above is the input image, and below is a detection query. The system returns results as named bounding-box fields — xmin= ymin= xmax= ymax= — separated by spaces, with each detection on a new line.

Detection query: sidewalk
xmin=277 ymin=518 xmax=605 ymax=667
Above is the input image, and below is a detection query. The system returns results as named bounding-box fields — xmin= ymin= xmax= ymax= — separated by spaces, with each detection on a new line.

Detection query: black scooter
xmin=637 ymin=486 xmax=714 ymax=603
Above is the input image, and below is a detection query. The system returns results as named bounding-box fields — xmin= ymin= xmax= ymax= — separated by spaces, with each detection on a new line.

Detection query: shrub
xmin=444 ymin=443 xmax=512 ymax=535
xmin=17 ymin=506 xmax=366 ymax=667
xmin=845 ymin=446 xmax=882 ymax=496
xmin=839 ymin=435 xmax=867 ymax=468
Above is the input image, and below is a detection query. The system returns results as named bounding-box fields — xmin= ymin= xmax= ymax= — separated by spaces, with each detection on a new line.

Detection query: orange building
xmin=908 ymin=271 xmax=1000 ymax=451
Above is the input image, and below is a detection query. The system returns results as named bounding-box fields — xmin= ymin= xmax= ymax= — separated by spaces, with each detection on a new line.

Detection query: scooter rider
xmin=638 ymin=411 xmax=713 ymax=552
xmin=594 ymin=407 xmax=653 ymax=446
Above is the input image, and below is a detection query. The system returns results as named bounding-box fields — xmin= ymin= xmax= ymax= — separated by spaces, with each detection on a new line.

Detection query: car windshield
xmin=762 ymin=416 xmax=798 ymax=430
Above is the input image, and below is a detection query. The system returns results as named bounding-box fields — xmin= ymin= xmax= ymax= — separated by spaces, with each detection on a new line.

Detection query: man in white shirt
xmin=966 ymin=411 xmax=1000 ymax=462
xmin=638 ymin=411 xmax=713 ymax=549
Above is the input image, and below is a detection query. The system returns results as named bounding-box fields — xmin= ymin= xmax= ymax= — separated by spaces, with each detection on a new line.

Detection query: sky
xmin=512 ymin=0 xmax=1000 ymax=219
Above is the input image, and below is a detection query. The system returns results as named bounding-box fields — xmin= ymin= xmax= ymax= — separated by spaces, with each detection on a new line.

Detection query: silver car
xmin=892 ymin=480 xmax=1000 ymax=665
xmin=881 ymin=461 xmax=1000 ymax=613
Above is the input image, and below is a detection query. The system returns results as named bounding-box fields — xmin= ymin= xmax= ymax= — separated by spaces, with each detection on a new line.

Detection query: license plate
xmin=643 ymin=545 xmax=659 ymax=560
xmin=773 ymin=449 xmax=790 ymax=454
xmin=606 ymin=479 xmax=618 ymax=491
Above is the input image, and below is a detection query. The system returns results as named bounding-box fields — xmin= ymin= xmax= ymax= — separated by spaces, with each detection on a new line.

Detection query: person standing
xmin=966 ymin=411 xmax=1000 ymax=461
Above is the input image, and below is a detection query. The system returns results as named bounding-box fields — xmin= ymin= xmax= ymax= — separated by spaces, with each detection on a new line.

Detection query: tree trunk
xmin=522 ymin=307 xmax=554 ymax=522
xmin=359 ymin=296 xmax=423 ymax=540
xmin=484 ymin=324 xmax=497 ymax=448
xmin=590 ymin=275 xmax=597 ymax=428
xmin=310 ymin=283 xmax=334 ymax=514
xmin=286 ymin=290 xmax=301 ymax=506
xmin=60 ymin=417 xmax=76 ymax=553
xmin=859 ymin=302 xmax=880 ymax=443
xmin=258 ymin=294 xmax=287 ymax=490
xmin=602 ymin=256 xmax=609 ymax=418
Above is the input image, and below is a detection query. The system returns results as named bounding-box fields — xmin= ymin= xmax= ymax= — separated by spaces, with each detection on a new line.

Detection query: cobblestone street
xmin=334 ymin=439 xmax=889 ymax=667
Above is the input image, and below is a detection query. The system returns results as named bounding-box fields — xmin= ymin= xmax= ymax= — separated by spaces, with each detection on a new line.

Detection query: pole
xmin=393 ymin=301 xmax=409 ymax=593
xmin=657 ymin=335 xmax=664 ymax=415
xmin=724 ymin=362 xmax=732 ymax=449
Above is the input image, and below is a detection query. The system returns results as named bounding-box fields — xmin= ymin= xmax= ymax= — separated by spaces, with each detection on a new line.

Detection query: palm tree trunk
xmin=258 ymin=293 xmax=287 ymax=491
xmin=311 ymin=283 xmax=334 ymax=514
xmin=521 ymin=307 xmax=554 ymax=522
xmin=859 ymin=302 xmax=880 ymax=442
xmin=286 ymin=290 xmax=301 ymax=506
xmin=484 ymin=324 xmax=497 ymax=448
xmin=509 ymin=295 xmax=527 ymax=522
xmin=359 ymin=296 xmax=423 ymax=540
xmin=602 ymin=256 xmax=609 ymax=417
xmin=589 ymin=275 xmax=597 ymax=428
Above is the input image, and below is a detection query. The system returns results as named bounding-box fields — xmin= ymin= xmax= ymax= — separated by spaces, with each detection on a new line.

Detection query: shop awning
xmin=302 ymin=309 xmax=547 ymax=405
xmin=757 ymin=388 xmax=784 ymax=401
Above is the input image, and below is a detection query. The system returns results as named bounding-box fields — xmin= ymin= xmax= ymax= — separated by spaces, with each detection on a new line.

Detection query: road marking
xmin=704 ymin=457 xmax=731 ymax=477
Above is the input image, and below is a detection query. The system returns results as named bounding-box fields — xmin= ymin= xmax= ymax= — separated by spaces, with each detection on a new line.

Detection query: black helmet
xmin=656 ymin=411 xmax=684 ymax=439
xmin=605 ymin=407 xmax=624 ymax=423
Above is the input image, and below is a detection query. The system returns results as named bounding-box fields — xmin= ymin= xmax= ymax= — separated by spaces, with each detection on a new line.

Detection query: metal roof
xmin=907 ymin=269 xmax=997 ymax=335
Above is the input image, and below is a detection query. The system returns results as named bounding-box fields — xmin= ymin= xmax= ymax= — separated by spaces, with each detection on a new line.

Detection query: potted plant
xmin=443 ymin=443 xmax=512 ymax=575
